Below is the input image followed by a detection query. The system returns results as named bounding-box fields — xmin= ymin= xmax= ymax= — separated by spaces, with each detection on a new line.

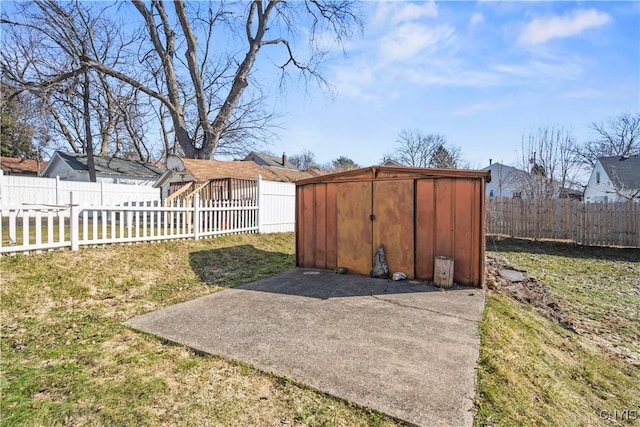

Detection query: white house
xmin=42 ymin=151 xmax=163 ymax=186
xmin=481 ymin=162 xmax=529 ymax=198
xmin=584 ymin=155 xmax=640 ymax=202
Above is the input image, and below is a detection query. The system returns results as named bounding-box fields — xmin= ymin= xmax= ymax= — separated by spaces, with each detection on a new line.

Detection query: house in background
xmin=242 ymin=151 xmax=321 ymax=181
xmin=42 ymin=151 xmax=163 ymax=186
xmin=243 ymin=151 xmax=295 ymax=169
xmin=0 ymin=156 xmax=48 ymax=176
xmin=584 ymin=155 xmax=640 ymax=202
xmin=481 ymin=160 xmax=581 ymax=200
xmin=155 ymin=155 xmax=319 ymax=203
xmin=481 ymin=162 xmax=529 ymax=198
xmin=379 ymin=158 xmax=405 ymax=167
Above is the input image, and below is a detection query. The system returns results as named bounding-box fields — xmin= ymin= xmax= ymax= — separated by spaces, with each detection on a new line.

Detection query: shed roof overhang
xmin=295 ymin=165 xmax=492 ymax=186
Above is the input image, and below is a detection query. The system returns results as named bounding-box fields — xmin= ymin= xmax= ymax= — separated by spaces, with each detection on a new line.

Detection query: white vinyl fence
xmin=258 ymin=178 xmax=296 ymax=233
xmin=0 ymin=172 xmax=161 ymax=207
xmin=0 ymin=178 xmax=296 ymax=255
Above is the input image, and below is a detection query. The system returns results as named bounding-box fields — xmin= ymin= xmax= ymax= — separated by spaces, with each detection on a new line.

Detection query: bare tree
xmin=0 ymin=80 xmax=51 ymax=159
xmin=1 ymin=1 xmax=157 ymax=164
xmin=388 ymin=130 xmax=463 ymax=168
xmin=75 ymin=0 xmax=361 ymax=159
xmin=515 ymin=126 xmax=580 ymax=199
xmin=576 ymin=112 xmax=640 ymax=167
xmin=386 ymin=130 xmax=444 ymax=168
xmin=289 ymin=149 xmax=318 ymax=170
xmin=2 ymin=1 xmax=361 ymax=161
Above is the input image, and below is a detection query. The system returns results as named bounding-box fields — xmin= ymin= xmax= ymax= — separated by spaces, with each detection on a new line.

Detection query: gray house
xmin=243 ymin=151 xmax=295 ymax=169
xmin=42 ymin=151 xmax=163 ymax=186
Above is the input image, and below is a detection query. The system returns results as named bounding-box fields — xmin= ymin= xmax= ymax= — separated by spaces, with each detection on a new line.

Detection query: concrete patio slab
xmin=124 ymin=268 xmax=485 ymax=427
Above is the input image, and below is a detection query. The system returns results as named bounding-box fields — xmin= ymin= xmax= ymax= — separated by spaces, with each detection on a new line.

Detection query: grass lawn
xmin=476 ymin=237 xmax=640 ymax=426
xmin=1 ymin=234 xmax=395 ymax=426
xmin=1 ymin=233 xmax=639 ymax=425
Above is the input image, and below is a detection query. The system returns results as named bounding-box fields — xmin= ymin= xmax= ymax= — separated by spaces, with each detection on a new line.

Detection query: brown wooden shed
xmin=295 ymin=166 xmax=492 ymax=286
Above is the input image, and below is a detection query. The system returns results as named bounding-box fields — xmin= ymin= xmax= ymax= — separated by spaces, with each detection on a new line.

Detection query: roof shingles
xmin=599 ymin=155 xmax=640 ymax=190
xmin=54 ymin=151 xmax=162 ymax=178
xmin=181 ymin=158 xmax=280 ymax=182
xmin=175 ymin=158 xmax=319 ymax=183
xmin=0 ymin=157 xmax=47 ymax=175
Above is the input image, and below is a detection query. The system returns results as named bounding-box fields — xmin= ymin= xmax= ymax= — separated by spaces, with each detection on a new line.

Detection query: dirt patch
xmin=485 ymin=254 xmax=574 ymax=331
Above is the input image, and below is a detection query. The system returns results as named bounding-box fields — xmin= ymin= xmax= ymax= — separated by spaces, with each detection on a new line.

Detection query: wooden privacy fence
xmin=487 ymin=198 xmax=640 ymax=247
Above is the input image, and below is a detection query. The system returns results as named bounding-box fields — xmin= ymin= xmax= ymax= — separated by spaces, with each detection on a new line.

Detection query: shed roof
xmin=0 ymin=156 xmax=47 ymax=175
xmin=44 ymin=151 xmax=163 ymax=178
xmin=599 ymin=155 xmax=640 ymax=190
xmin=296 ymin=165 xmax=492 ymax=186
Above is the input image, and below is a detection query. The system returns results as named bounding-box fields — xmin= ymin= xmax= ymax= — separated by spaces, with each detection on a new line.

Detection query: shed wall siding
xmin=296 ymin=168 xmax=487 ymax=286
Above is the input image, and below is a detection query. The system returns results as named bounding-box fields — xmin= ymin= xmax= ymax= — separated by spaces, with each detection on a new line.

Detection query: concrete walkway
xmin=124 ymin=269 xmax=485 ymax=426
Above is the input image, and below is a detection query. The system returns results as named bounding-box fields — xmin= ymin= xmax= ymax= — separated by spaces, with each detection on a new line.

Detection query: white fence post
xmin=257 ymin=175 xmax=263 ymax=233
xmin=0 ymin=170 xmax=5 ymax=208
xmin=70 ymin=192 xmax=79 ymax=251
xmin=56 ymin=176 xmax=61 ymax=205
xmin=193 ymin=193 xmax=200 ymax=240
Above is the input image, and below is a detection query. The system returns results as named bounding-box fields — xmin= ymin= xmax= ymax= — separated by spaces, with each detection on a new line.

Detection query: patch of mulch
xmin=485 ymin=254 xmax=574 ymax=331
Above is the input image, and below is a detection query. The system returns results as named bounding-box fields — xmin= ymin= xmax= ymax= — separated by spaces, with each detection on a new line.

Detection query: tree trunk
xmin=83 ymin=69 xmax=97 ymax=182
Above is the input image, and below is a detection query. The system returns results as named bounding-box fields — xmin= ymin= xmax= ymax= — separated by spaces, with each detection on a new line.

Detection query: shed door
xmin=372 ymin=180 xmax=415 ymax=278
xmin=336 ymin=180 xmax=414 ymax=277
xmin=336 ymin=181 xmax=372 ymax=274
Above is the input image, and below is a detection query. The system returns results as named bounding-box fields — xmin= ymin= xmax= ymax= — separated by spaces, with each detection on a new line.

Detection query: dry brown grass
xmin=1 ymin=234 xmax=397 ymax=426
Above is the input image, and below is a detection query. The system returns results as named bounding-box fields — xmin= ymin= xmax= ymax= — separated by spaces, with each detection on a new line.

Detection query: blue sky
xmin=255 ymin=1 xmax=640 ymax=169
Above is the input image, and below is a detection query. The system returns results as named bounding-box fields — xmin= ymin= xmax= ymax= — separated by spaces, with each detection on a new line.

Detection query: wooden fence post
xmin=70 ymin=192 xmax=79 ymax=251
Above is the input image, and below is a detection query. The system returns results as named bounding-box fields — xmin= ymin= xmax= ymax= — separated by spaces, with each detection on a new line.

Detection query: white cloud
xmin=390 ymin=1 xmax=438 ymax=24
xmin=371 ymin=1 xmax=438 ymax=28
xmin=453 ymin=102 xmax=493 ymax=117
xmin=333 ymin=60 xmax=377 ymax=102
xmin=469 ymin=12 xmax=484 ymax=28
xmin=379 ymin=23 xmax=454 ymax=62
xmin=313 ymin=30 xmax=353 ymax=53
xmin=404 ymin=68 xmax=503 ymax=88
xmin=492 ymin=58 xmax=582 ymax=80
xmin=518 ymin=9 xmax=612 ymax=46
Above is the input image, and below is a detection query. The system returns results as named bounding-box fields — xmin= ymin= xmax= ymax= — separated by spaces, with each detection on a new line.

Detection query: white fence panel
xmin=0 ymin=195 xmax=259 ymax=255
xmin=258 ymin=178 xmax=296 ymax=233
xmin=0 ymin=174 xmax=59 ymax=205
xmin=0 ymin=172 xmax=161 ymax=208
xmin=1 ymin=177 xmax=297 ymax=256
